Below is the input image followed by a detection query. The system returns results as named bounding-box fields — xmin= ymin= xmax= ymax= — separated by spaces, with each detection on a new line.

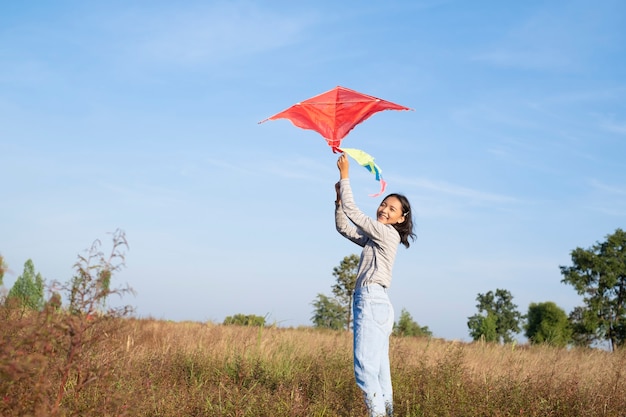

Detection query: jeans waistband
xmin=354 ymin=283 xmax=387 ymax=294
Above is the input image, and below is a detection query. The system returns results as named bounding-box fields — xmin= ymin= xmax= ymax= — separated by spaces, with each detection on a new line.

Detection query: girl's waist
xmin=354 ymin=282 xmax=388 ymax=294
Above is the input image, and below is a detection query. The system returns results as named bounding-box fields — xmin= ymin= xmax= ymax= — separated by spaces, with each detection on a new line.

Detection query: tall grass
xmin=2 ymin=314 xmax=625 ymax=416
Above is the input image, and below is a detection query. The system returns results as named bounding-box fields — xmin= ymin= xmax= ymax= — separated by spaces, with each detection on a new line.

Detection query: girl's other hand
xmin=335 ymin=181 xmax=341 ymax=200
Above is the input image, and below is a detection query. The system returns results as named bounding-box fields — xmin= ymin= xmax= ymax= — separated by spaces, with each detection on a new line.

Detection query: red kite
xmin=259 ymin=86 xmax=411 ymax=153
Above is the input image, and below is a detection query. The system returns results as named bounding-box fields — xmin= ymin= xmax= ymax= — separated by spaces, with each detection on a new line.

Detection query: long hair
xmin=384 ymin=193 xmax=417 ymax=248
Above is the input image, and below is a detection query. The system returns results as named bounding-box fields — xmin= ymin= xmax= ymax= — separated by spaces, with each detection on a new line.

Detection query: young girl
xmin=334 ymin=153 xmax=416 ymax=417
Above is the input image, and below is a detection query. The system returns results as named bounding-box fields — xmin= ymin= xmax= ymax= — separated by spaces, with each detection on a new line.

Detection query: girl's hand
xmin=337 ymin=154 xmax=349 ymax=179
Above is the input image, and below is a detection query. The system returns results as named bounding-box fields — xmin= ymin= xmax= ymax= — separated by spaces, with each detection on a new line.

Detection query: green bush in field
xmin=393 ymin=308 xmax=432 ymax=337
xmin=224 ymin=313 xmax=267 ymax=326
xmin=525 ymin=301 xmax=572 ymax=347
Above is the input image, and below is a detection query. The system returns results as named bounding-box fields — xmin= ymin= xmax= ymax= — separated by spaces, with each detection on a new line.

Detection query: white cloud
xmin=404 ymin=177 xmax=518 ymax=204
xmin=586 ymin=179 xmax=626 ymax=216
xmin=470 ymin=3 xmax=606 ymax=72
xmin=600 ymin=119 xmax=626 ymax=135
xmin=389 ymin=175 xmax=521 ymax=220
xmin=114 ymin=3 xmax=313 ymax=66
xmin=588 ymin=179 xmax=626 ymax=195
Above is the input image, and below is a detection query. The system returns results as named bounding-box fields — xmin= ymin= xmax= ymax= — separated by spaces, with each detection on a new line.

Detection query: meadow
xmin=2 ymin=310 xmax=625 ymax=417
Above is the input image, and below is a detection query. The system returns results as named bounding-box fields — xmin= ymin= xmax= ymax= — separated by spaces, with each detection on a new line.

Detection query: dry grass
xmin=2 ymin=313 xmax=625 ymax=416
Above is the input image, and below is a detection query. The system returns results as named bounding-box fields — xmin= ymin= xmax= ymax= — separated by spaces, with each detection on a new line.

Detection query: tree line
xmin=312 ymin=228 xmax=626 ymax=350
xmin=3 ymin=228 xmax=625 ymax=349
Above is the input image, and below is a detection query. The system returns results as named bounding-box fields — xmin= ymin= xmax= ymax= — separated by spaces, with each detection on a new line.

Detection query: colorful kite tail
xmin=339 ymin=147 xmax=387 ymax=197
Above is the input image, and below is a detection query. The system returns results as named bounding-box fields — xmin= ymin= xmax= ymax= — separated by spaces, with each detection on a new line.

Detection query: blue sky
xmin=1 ymin=1 xmax=625 ymax=341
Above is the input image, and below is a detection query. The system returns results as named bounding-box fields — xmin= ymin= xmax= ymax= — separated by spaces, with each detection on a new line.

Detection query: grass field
xmin=2 ymin=310 xmax=625 ymax=417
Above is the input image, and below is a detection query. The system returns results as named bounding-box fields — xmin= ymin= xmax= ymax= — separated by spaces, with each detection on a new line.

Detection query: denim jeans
xmin=353 ymin=284 xmax=394 ymax=417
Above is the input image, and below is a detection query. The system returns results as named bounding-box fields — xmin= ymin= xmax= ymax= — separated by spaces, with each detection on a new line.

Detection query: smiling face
xmin=376 ymin=196 xmax=406 ymax=225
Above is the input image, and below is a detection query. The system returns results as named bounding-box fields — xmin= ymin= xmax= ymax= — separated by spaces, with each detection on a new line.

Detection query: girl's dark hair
xmin=384 ymin=193 xmax=417 ymax=248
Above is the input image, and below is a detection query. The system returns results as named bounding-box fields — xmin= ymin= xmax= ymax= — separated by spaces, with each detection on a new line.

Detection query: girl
xmin=334 ymin=153 xmax=416 ymax=417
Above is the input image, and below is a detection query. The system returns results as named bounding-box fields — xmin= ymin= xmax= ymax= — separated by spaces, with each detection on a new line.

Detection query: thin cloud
xmin=450 ymin=102 xmax=542 ymax=133
xmin=470 ymin=3 xmax=608 ymax=72
xmin=591 ymin=206 xmax=626 ymax=217
xmin=113 ymin=3 xmax=314 ymax=66
xmin=204 ymin=157 xmax=256 ymax=176
xmin=588 ymin=179 xmax=626 ymax=196
xmin=204 ymin=155 xmax=331 ymax=183
xmin=586 ymin=179 xmax=626 ymax=216
xmin=100 ymin=181 xmax=189 ymax=208
xmin=473 ymin=48 xmax=572 ymax=72
xmin=266 ymin=157 xmax=332 ymax=182
xmin=538 ymin=87 xmax=626 ymax=106
xmin=396 ymin=176 xmax=519 ymax=206
xmin=417 ymin=178 xmax=517 ymax=203
xmin=599 ymin=119 xmax=626 ymax=135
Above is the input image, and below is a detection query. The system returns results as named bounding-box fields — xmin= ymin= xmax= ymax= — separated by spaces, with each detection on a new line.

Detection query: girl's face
xmin=376 ymin=196 xmax=406 ymax=225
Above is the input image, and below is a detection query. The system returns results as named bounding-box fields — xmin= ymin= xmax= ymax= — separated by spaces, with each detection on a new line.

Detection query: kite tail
xmin=369 ymin=178 xmax=387 ymax=197
xmin=339 ymin=147 xmax=387 ymax=198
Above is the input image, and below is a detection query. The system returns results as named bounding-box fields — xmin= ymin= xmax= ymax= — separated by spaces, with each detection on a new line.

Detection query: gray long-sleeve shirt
xmin=335 ymin=178 xmax=400 ymax=289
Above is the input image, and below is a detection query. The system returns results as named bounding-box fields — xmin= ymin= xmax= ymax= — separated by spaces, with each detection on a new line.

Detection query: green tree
xmin=567 ymin=306 xmax=597 ymax=347
xmin=467 ymin=311 xmax=498 ymax=342
xmin=223 ymin=314 xmax=267 ymax=326
xmin=560 ymin=228 xmax=626 ymax=351
xmin=331 ymin=254 xmax=359 ymax=330
xmin=393 ymin=308 xmax=432 ymax=337
xmin=311 ymin=293 xmax=346 ymax=330
xmin=525 ymin=301 xmax=572 ymax=347
xmin=467 ymin=289 xmax=522 ymax=343
xmin=7 ymin=259 xmax=44 ymax=310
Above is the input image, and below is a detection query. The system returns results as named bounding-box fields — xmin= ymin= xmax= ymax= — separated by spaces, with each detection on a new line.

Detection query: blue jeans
xmin=353 ymin=284 xmax=394 ymax=417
